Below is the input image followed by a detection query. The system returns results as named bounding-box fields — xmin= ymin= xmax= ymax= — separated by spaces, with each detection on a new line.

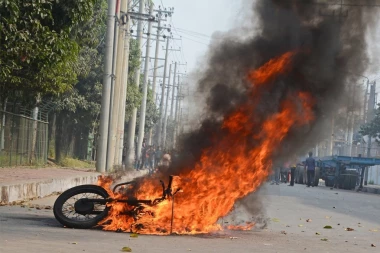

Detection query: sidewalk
xmin=0 ymin=167 xmax=145 ymax=204
xmin=362 ymin=184 xmax=380 ymax=194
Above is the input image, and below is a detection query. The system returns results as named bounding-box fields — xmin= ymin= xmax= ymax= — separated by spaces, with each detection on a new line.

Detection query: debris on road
xmin=281 ymin=231 xmax=287 ymax=235
xmin=271 ymin=218 xmax=280 ymax=222
xmin=371 ymin=244 xmax=376 ymax=247
xmin=121 ymin=246 xmax=132 ymax=252
xmin=321 ymin=238 xmax=328 ymax=241
xmin=315 ymin=232 xmax=321 ymax=235
xmin=306 ymin=219 xmax=312 ymax=222
xmin=324 ymin=225 xmax=333 ymax=229
xmin=130 ymin=233 xmax=138 ymax=238
xmin=229 ymin=237 xmax=238 ymax=240
xmin=369 ymin=229 xmax=378 ymax=232
xmin=345 ymin=228 xmax=354 ymax=231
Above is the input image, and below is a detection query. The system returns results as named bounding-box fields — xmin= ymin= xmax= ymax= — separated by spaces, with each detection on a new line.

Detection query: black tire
xmin=53 ymin=185 xmax=110 ymax=229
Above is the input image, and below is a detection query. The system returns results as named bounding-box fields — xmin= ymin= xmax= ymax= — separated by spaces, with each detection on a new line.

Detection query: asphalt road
xmin=0 ymin=183 xmax=379 ymax=253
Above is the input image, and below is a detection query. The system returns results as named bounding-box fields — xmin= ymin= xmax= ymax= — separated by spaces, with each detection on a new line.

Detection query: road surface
xmin=1 ymin=183 xmax=379 ymax=253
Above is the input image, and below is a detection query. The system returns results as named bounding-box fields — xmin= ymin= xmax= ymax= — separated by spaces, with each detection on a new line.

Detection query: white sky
xmin=139 ymin=0 xmax=380 ymax=104
xmin=143 ymin=0 xmax=243 ymax=82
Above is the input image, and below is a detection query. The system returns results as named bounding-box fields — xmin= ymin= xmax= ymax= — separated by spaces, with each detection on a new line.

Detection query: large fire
xmin=98 ymin=51 xmax=315 ymax=234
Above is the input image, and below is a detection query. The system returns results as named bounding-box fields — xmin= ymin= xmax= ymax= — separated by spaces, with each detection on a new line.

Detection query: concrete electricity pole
xmin=157 ymin=36 xmax=170 ymax=148
xmin=162 ymin=64 xmax=172 ymax=149
xmin=115 ymin=1 xmax=131 ymax=166
xmin=96 ymin=0 xmax=118 ymax=173
xmin=173 ymin=74 xmax=181 ymax=146
xmin=106 ymin=0 xmax=127 ymax=171
xmin=170 ymin=62 xmax=177 ymax=121
xmin=365 ymin=81 xmax=376 ymax=185
xmin=125 ymin=0 xmax=145 ymax=168
xmin=329 ymin=116 xmax=335 ymax=156
xmin=147 ymin=15 xmax=161 ymax=146
xmin=136 ymin=3 xmax=153 ymax=161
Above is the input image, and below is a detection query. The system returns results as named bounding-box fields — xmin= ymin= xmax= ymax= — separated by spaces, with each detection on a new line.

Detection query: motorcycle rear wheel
xmin=53 ymin=185 xmax=110 ymax=229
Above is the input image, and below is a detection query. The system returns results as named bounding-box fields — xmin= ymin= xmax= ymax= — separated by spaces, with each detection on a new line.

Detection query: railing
xmin=0 ymin=110 xmax=48 ymax=166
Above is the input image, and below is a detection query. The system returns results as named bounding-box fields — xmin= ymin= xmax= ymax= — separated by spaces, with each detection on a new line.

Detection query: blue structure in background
xmin=316 ymin=155 xmax=380 ymax=190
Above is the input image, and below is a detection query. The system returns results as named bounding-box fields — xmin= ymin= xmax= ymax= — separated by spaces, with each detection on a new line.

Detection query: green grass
xmin=59 ymin=157 xmax=95 ymax=169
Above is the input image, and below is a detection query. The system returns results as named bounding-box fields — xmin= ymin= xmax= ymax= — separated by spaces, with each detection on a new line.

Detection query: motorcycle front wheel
xmin=53 ymin=185 xmax=110 ymax=229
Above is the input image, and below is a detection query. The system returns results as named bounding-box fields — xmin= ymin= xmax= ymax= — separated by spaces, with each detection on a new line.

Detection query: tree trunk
xmin=29 ymin=106 xmax=39 ymax=164
xmin=0 ymin=98 xmax=7 ymax=150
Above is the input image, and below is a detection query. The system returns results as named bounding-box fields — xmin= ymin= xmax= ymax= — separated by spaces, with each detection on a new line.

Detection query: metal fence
xmin=0 ymin=110 xmax=48 ymax=166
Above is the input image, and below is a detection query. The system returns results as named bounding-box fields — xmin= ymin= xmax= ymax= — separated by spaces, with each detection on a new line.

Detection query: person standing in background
xmin=305 ymin=152 xmax=316 ymax=187
xmin=288 ymin=156 xmax=298 ymax=186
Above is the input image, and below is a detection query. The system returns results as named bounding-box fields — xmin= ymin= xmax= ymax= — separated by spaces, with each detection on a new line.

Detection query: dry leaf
xmin=324 ymin=225 xmax=332 ymax=229
xmin=345 ymin=228 xmax=354 ymax=231
xmin=298 ymin=224 xmax=303 ymax=227
xmin=130 ymin=233 xmax=138 ymax=238
xmin=321 ymin=238 xmax=328 ymax=241
xmin=71 ymin=242 xmax=77 ymax=245
xmin=281 ymin=231 xmax=287 ymax=235
xmin=121 ymin=247 xmax=132 ymax=252
xmin=315 ymin=232 xmax=321 ymax=235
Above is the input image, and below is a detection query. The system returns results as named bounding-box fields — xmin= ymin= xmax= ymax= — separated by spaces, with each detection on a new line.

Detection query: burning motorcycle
xmin=53 ymin=175 xmax=179 ymax=230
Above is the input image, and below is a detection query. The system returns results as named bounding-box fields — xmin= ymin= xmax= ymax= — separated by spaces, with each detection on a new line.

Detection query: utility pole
xmin=148 ymin=16 xmax=161 ymax=146
xmin=174 ymin=74 xmax=182 ymax=146
xmin=136 ymin=3 xmax=153 ymax=161
xmin=329 ymin=115 xmax=335 ymax=156
xmin=115 ymin=1 xmax=131 ymax=166
xmin=106 ymin=0 xmax=125 ymax=171
xmin=157 ymin=36 xmax=170 ymax=148
xmin=365 ymin=81 xmax=376 ymax=185
xmin=96 ymin=0 xmax=118 ymax=173
xmin=170 ymin=62 xmax=177 ymax=120
xmin=162 ymin=64 xmax=172 ymax=149
xmin=125 ymin=0 xmax=145 ymax=168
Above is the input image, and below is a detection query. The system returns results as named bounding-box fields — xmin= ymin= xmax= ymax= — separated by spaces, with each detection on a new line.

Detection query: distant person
xmin=161 ymin=151 xmax=171 ymax=168
xmin=305 ymin=152 xmax=316 ymax=187
xmin=288 ymin=157 xmax=297 ymax=187
xmin=155 ymin=146 xmax=163 ymax=168
xmin=138 ymin=145 xmax=148 ymax=171
xmin=147 ymin=146 xmax=155 ymax=175
xmin=270 ymin=166 xmax=280 ymax=185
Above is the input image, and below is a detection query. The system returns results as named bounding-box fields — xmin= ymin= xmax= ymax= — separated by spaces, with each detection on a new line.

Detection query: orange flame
xmin=98 ymin=50 xmax=314 ymax=234
xmin=248 ymin=51 xmax=296 ymax=85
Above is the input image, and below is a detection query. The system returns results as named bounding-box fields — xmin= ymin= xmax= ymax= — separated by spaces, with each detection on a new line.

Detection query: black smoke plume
xmin=168 ymin=0 xmax=376 ymax=174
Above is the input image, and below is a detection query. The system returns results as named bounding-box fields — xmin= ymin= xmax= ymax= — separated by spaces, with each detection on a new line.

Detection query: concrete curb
xmin=362 ymin=186 xmax=380 ymax=195
xmin=0 ymin=170 xmax=147 ymax=204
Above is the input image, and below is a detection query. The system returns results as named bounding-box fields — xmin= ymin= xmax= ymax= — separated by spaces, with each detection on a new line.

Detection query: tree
xmin=0 ymin=0 xmax=98 ymax=104
xmin=360 ymin=104 xmax=380 ymax=144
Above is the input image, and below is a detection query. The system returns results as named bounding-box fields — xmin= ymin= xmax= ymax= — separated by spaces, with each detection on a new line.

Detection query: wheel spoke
xmin=60 ymin=191 xmax=107 ymax=222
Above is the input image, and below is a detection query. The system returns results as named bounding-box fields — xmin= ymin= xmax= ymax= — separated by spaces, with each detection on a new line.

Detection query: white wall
xmin=368 ymin=165 xmax=380 ymax=185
